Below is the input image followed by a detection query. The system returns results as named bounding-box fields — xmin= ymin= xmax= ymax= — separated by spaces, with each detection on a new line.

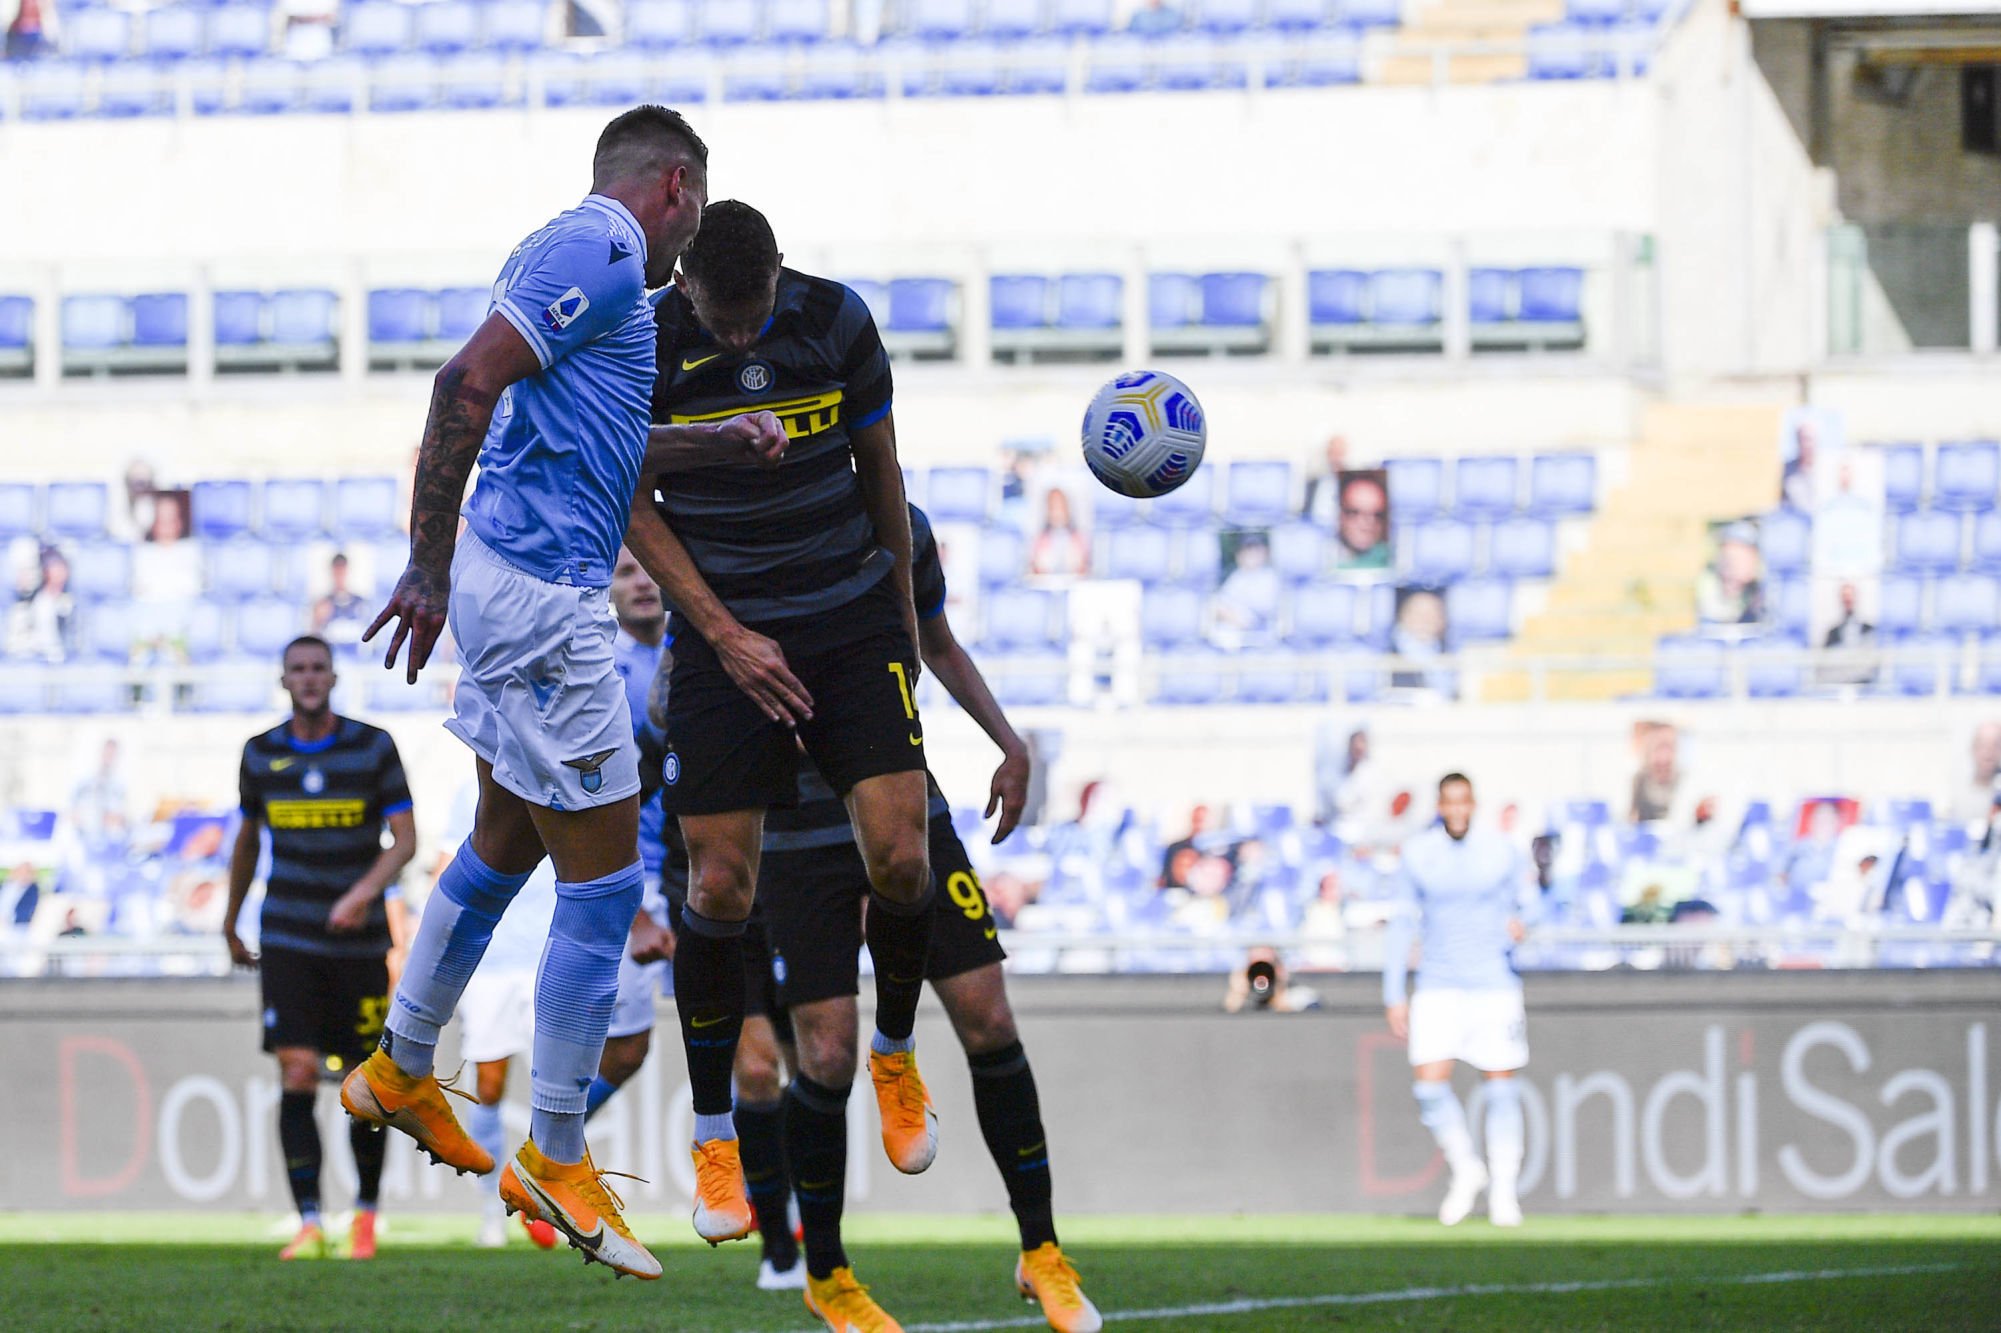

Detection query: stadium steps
xmin=1477 ymin=401 xmax=1785 ymax=702
xmin=1374 ymin=0 xmax=1565 ymax=84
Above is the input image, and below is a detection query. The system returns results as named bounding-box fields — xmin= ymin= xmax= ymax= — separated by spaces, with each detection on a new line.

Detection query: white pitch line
xmin=760 ymin=1261 xmax=1964 ymax=1333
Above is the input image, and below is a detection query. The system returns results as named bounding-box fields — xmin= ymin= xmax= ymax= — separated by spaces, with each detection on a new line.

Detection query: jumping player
xmin=223 ymin=635 xmax=416 ymax=1262
xmin=343 ymin=107 xmax=782 ymax=1281
xmin=750 ymin=503 xmax=1101 ymax=1332
xmin=626 ymin=201 xmax=938 ymax=1257
xmin=1382 ymin=772 xmax=1533 ymax=1228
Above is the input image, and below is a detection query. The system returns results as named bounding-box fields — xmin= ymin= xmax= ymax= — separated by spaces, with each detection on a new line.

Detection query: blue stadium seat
xmin=1526 ymin=25 xmax=1591 ymax=81
xmin=414 ymin=0 xmax=479 ymax=54
xmin=1879 ymin=575 xmax=1924 ymax=638
xmin=66 ymin=8 xmax=132 ymax=60
xmin=1490 ymin=516 xmax=1556 ymax=578
xmin=1171 ymin=527 xmax=1221 ymax=589
xmin=1884 ymin=634 xmax=1954 ymax=697
xmin=1519 ymin=266 xmax=1585 ymax=321
xmin=1972 ymin=511 xmax=2001 ymax=572
xmin=1200 ymin=272 xmax=1267 ymax=327
xmin=1528 ymin=452 xmax=1596 ymax=516
xmin=344 ymin=1 xmax=413 ymax=55
xmin=1268 ymin=0 xmax=1331 ymax=28
xmin=370 ymin=54 xmax=439 ymax=112
xmin=798 ymin=44 xmax=883 ymax=99
xmin=74 ymin=602 xmax=135 ymax=662
xmin=887 ymin=278 xmax=953 ymax=333
xmin=191 ymin=480 xmax=253 ymax=541
xmin=334 ymin=476 xmax=401 ymax=538
xmin=0 ymin=295 xmax=32 ymax=355
xmin=205 ymin=5 xmax=272 ymax=60
xmin=1148 ymin=273 xmax=1201 ymax=329
xmin=1264 ymin=32 xmax=1362 ymax=86
xmin=1453 ymin=456 xmax=1518 ymax=519
xmin=1742 ymin=644 xmax=1804 ymax=699
xmin=978 ymin=524 xmax=1027 ymax=586
xmin=213 ymin=292 xmax=264 ymax=345
xmin=1086 ymin=36 xmax=1151 ymax=93
xmin=1446 ymin=578 xmax=1512 ymax=643
xmin=1150 ymin=464 xmax=1217 ymax=527
xmin=483 ymin=0 xmax=548 ymax=51
xmin=1410 ymin=518 xmax=1476 ymax=582
xmin=925 ymin=466 xmax=991 ymax=523
xmin=1195 ymin=0 xmax=1260 ymax=34
xmin=368 ymin=287 xmax=433 ymax=344
xmin=0 ymin=666 xmax=43 ymax=715
xmin=0 ymin=484 xmax=34 ymax=539
xmin=990 ymin=652 xmax=1068 ymax=706
xmin=720 ymin=49 xmax=789 ymax=100
xmin=1892 ymin=510 xmax=1959 ymax=575
xmin=1154 ymin=33 xmax=1250 ymax=91
xmin=1155 ymin=653 xmax=1231 ymax=706
xmin=1566 ymin=0 xmax=1624 ymax=23
xmin=627 ymin=0 xmax=694 ymax=47
xmin=837 ymin=279 xmax=888 ymax=327
xmin=1308 ymin=269 xmax=1369 ymax=326
xmin=438 ymin=55 xmax=513 ymax=109
xmin=130 ymin=293 xmax=188 ymax=348
xmin=1104 ymin=525 xmax=1173 ymax=582
xmin=768 ymin=0 xmax=829 ymax=40
xmin=990 ymin=275 xmax=1050 ymax=330
xmin=698 ymin=0 xmax=758 ymax=45
xmin=98 ymin=62 xmax=177 ymax=118
xmin=67 ymin=542 xmax=132 ymax=600
xmin=62 ymin=296 xmax=126 ymax=351
xmin=1468 ymin=268 xmax=1513 ymax=325
xmin=1092 ymin=488 xmax=1143 ymax=529
xmin=1880 ymin=442 xmax=1924 ymax=513
xmin=1049 ymin=0 xmax=1115 ymax=36
xmin=268 ymin=289 xmax=339 ymax=348
xmin=1975 ymin=640 xmax=2001 ymax=695
xmin=1335 ymin=0 xmax=1402 ymax=26
xmin=190 ymin=661 xmax=279 ymax=714
xmin=1654 ymin=635 xmax=1726 ymax=699
xmin=52 ymin=674 xmax=129 ymax=715
xmin=1760 ymin=508 xmax=1813 ymax=577
xmin=1934 ymin=440 xmax=2000 ymax=512
xmin=1269 ymin=522 xmax=1327 ymax=581
xmin=19 ymin=65 xmax=89 ymax=121
xmin=205 ymin=538 xmax=279 ymax=598
xmin=1935 ymin=573 xmax=1999 ymax=636
xmin=1770 ymin=576 xmax=1810 ymax=639
xmin=1287 ymin=582 xmax=1360 ymax=645
xmin=907 ymin=0 xmax=976 ymax=40
xmin=236 ymin=597 xmax=301 ymax=657
xmin=984 ymin=588 xmax=1061 ymax=648
xmin=1056 ymin=274 xmax=1122 ymax=329
xmin=143 ymin=6 xmax=204 ymax=60
xmin=1236 ymin=662 xmax=1305 ymax=704
xmin=436 ymin=287 xmax=488 ymax=342
xmin=1224 ymin=461 xmax=1293 ymax=524
xmin=183 ymin=601 xmax=229 ymax=664
xmin=46 ymin=482 xmax=109 ymax=539
xmin=1141 ymin=586 xmax=1206 ymax=647
xmin=1371 ymin=269 xmax=1442 ymax=326
xmin=1383 ymin=456 xmax=1443 ymax=519
xmin=258 ymin=481 xmax=326 ymax=544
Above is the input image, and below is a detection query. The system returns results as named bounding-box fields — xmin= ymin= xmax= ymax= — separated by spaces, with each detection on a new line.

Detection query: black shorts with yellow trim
xmin=259 ymin=945 xmax=390 ymax=1068
xmin=759 ymin=810 xmax=1006 ymax=1011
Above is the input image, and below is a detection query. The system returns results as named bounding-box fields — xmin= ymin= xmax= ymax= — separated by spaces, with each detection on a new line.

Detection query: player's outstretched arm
xmin=223 ymin=812 xmax=261 ymax=969
xmin=851 ymin=413 xmax=920 ymax=670
xmin=642 ymin=410 xmax=788 ymax=473
xmin=329 ymin=808 xmax=418 ymax=933
xmin=624 ymin=494 xmax=814 ymax=725
xmin=918 ymin=612 xmax=1029 ymax=843
xmin=365 ymin=316 xmax=540 ymax=683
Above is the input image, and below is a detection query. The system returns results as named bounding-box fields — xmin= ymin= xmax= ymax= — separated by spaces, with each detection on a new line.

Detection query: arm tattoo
xmin=408 ymin=365 xmax=498 ymax=579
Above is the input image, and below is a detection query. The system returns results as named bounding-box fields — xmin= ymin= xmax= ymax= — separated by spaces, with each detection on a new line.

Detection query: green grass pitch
xmin=1 ymin=1213 xmax=1996 ymax=1331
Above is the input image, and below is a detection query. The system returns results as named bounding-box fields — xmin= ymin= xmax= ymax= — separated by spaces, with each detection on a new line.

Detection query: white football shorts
xmin=458 ymin=968 xmax=535 ymax=1065
xmin=445 ymin=532 xmax=640 ymax=812
xmin=1407 ymin=985 xmax=1529 ymax=1072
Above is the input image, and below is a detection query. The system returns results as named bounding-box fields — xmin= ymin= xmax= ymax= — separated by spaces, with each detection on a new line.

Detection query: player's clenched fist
xmin=718 ymin=410 xmax=787 ymax=468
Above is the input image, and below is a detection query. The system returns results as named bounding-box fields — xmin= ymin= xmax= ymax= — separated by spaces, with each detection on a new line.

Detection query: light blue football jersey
xmin=1381 ymin=825 xmax=1533 ymax=1004
xmin=463 ymin=195 xmax=655 ymax=589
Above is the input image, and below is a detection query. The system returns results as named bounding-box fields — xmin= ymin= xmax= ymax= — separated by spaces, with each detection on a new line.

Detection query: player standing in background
xmin=748 ymin=503 xmax=1099 ymax=1333
xmin=222 ymin=635 xmax=416 ymax=1262
xmin=346 ymin=107 xmax=784 ymax=1281
xmin=1382 ymin=772 xmax=1533 ymax=1228
xmin=626 ymin=201 xmax=938 ymax=1259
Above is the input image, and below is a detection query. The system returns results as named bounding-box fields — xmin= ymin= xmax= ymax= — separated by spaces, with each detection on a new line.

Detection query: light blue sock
xmin=694 ymin=1112 xmax=737 ymax=1144
xmin=1484 ymin=1078 xmax=1525 ymax=1186
xmin=584 ymin=1076 xmax=619 ymax=1118
xmin=385 ymin=840 xmax=532 ymax=1078
xmin=1413 ymin=1080 xmax=1479 ymax=1172
xmin=468 ymin=1098 xmax=506 ymax=1201
xmin=870 ymin=1030 xmax=916 ymax=1057
xmin=530 ymin=863 xmax=643 ymax=1165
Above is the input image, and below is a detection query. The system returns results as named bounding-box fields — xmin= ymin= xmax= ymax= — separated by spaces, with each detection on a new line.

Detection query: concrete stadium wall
xmin=3 ymin=971 xmax=1997 ymax=1215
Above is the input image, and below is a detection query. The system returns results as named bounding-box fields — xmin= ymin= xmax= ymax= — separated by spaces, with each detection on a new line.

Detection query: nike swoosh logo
xmin=984 ymin=926 xmax=998 ymax=941
xmin=270 ymin=758 xmax=294 ymax=771
xmin=682 ymin=353 xmax=721 ymax=371
xmin=690 ymin=1013 xmax=731 ymax=1029
xmin=909 ymin=733 xmax=923 ymax=747
xmin=1018 ymin=1142 xmax=1045 ymax=1157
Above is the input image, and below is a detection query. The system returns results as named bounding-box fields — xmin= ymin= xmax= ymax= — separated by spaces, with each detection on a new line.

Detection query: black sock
xmin=969 ymin=1041 xmax=1057 ymax=1251
xmin=784 ymin=1075 xmax=850 ymax=1280
xmin=673 ymin=909 xmax=746 ymax=1118
xmin=349 ymin=1119 xmax=387 ymax=1210
xmin=735 ymin=1097 xmax=797 ymax=1270
xmin=278 ymin=1090 xmax=322 ymax=1221
xmin=865 ymin=890 xmax=934 ymax=1042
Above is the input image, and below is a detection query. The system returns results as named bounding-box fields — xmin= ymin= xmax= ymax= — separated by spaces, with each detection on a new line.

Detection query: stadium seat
xmin=1236 ymin=662 xmax=1305 ymax=704
xmin=1224 ymin=461 xmax=1293 ymax=524
xmin=1654 ymin=635 xmax=1727 ymax=699
xmin=1308 ymin=269 xmax=1369 ymax=328
xmin=1468 ymin=268 xmax=1513 ymax=325
xmin=142 ymin=6 xmax=204 ymax=60
xmin=1383 ymin=457 xmax=1444 ymax=520
xmin=234 ymin=597 xmax=301 ymax=656
xmin=1884 ymin=634 xmax=1955 ymax=696
xmin=67 ymin=542 xmax=133 ymax=600
xmin=130 ymin=293 xmax=188 ymax=348
xmin=1195 ymin=0 xmax=1260 ymax=34
xmin=1934 ymin=440 xmax=2000 ymax=511
xmin=267 ymin=288 xmax=339 ymax=351
xmin=334 ymin=476 xmax=401 ymax=537
xmin=191 ymin=662 xmax=279 ymax=713
xmin=1153 ymin=33 xmax=1250 ymax=92
xmin=1446 ymin=578 xmax=1513 ymax=643
xmin=370 ymin=53 xmax=439 ymax=112
xmin=1104 ymin=525 xmax=1173 ymax=582
xmin=1370 ymin=268 xmax=1442 ymax=327
xmin=1519 ymin=266 xmax=1585 ymax=322
xmin=53 ymin=672 xmax=129 ymax=714
xmin=1091 ymin=487 xmax=1143 ymax=529
xmin=483 ymin=0 xmax=548 ymax=52
xmin=1935 ymin=573 xmax=1999 ymax=636
xmin=260 ymin=479 xmax=326 ymax=540
xmin=191 ymin=480 xmax=253 ymax=541
xmin=182 ymin=601 xmax=229 ymax=664
xmin=1150 ymin=465 xmax=1217 ymax=527
xmin=1199 ymin=272 xmax=1267 ymax=327
xmin=1741 ymin=644 xmax=1804 ymax=699
xmin=18 ymin=64 xmax=89 ymax=121
xmin=1269 ymin=522 xmax=1327 ymax=581
xmin=1410 ymin=518 xmax=1476 ymax=582
xmin=984 ymin=588 xmax=1061 ymax=648
xmin=0 ymin=483 xmax=34 ymax=539
xmin=925 ymin=466 xmax=991 ymax=523
xmin=1892 ymin=510 xmax=1959 ymax=575
xmin=990 ymin=275 xmax=1050 ymax=330
xmin=66 ymin=8 xmax=132 ymax=60
xmin=626 ymin=0 xmax=694 ymax=47
xmin=414 ymin=0 xmax=478 ymax=54
xmin=1056 ymin=273 xmax=1123 ymax=330
xmin=1287 ymin=582 xmax=1361 ymax=645
xmin=1760 ymin=509 xmax=1813 ymax=577
xmin=1334 ymin=0 xmax=1402 ymax=27
xmin=1566 ymin=0 xmax=1625 ymax=23
xmin=1048 ymin=0 xmax=1115 ymax=36
xmin=0 ymin=295 xmax=33 ymax=365
xmin=1974 ymin=640 xmax=2001 ymax=695
xmin=1878 ymin=575 xmax=1924 ymax=638
xmin=1880 ymin=443 xmax=1924 ymax=513
xmin=1155 ymin=652 xmax=1231 ymax=706
xmin=1528 ymin=453 xmax=1596 ymax=516
xmin=1268 ymin=0 xmax=1331 ymax=28
xmin=1141 ymin=586 xmax=1206 ymax=647
xmin=0 ymin=666 xmax=43 ymax=715
xmin=205 ymin=538 xmax=279 ymax=599
xmin=907 ymin=0 xmax=976 ymax=40
xmin=205 ymin=5 xmax=271 ymax=60
xmin=1490 ymin=516 xmax=1556 ymax=578
xmin=435 ymin=287 xmax=488 ymax=342
xmin=46 ymin=482 xmax=110 ymax=540
xmin=1526 ymin=25 xmax=1592 ymax=81
xmin=1453 ymin=456 xmax=1518 ymax=519
xmin=1769 ymin=576 xmax=1811 ymax=639
xmin=698 ymin=0 xmax=758 ymax=45
xmin=1171 ymin=527 xmax=1222 ymax=589
xmin=344 ymin=2 xmax=413 ymax=56
xmin=886 ymin=277 xmax=953 ymax=332
xmin=1972 ymin=511 xmax=2001 ymax=572
xmin=62 ymin=295 xmax=126 ymax=351
xmin=1148 ymin=273 xmax=1201 ymax=329
xmin=212 ymin=292 xmax=265 ymax=347
xmin=989 ymin=651 xmax=1068 ymax=706
xmin=368 ymin=287 xmax=433 ymax=345
xmin=978 ymin=524 xmax=1028 ymax=585
xmin=1084 ymin=37 xmax=1151 ymax=94
xmin=766 ymin=0 xmax=828 ymax=41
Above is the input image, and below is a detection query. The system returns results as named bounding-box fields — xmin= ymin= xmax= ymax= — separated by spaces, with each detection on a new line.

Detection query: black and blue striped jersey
xmin=239 ymin=718 xmax=411 ymax=958
xmin=648 ymin=267 xmax=896 ymax=630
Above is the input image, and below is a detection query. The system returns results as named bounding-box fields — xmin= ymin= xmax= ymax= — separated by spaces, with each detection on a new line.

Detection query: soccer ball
xmin=1081 ymin=369 xmax=1208 ymax=499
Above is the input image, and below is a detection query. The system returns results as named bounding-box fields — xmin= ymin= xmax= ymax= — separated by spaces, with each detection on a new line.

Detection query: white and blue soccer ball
xmin=1081 ymin=369 xmax=1208 ymax=499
